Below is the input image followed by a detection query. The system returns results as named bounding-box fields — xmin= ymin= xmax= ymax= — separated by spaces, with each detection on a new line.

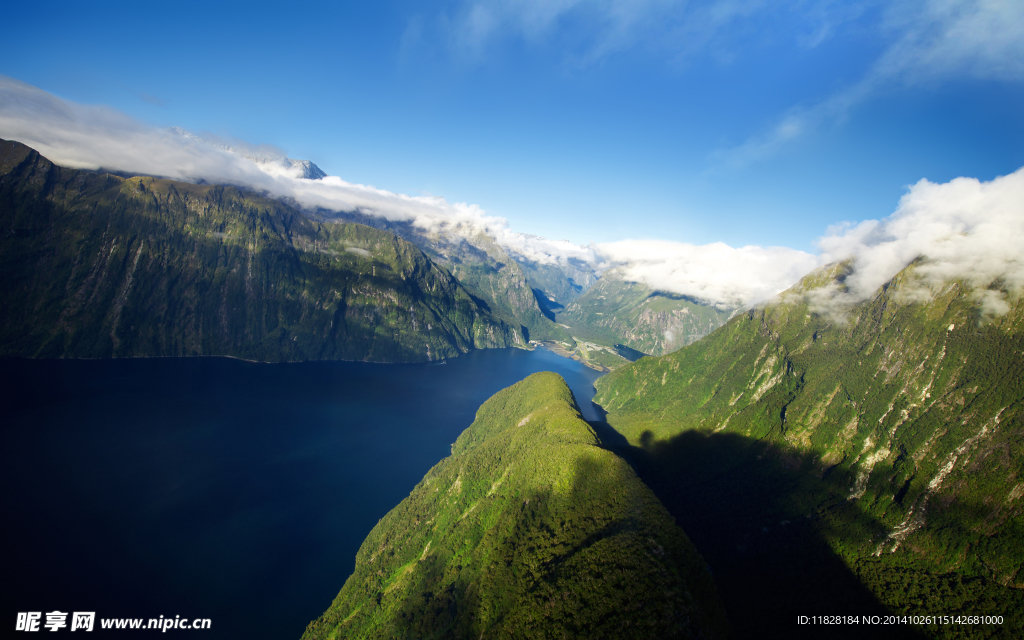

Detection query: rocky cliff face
xmin=445 ymin=231 xmax=557 ymax=339
xmin=513 ymin=255 xmax=597 ymax=306
xmin=560 ymin=268 xmax=732 ymax=355
xmin=318 ymin=210 xmax=571 ymax=342
xmin=0 ymin=139 xmax=520 ymax=362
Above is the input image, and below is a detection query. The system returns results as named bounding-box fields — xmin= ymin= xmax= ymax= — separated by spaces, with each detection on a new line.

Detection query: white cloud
xmin=0 ymin=75 xmax=512 ymax=240
xmin=876 ymin=0 xmax=1024 ymax=84
xmin=815 ymin=166 xmax=1024 ymax=312
xmin=593 ymin=239 xmax=819 ymax=307
xmin=440 ymin=0 xmax=795 ymax=66
xmin=5 ymin=76 xmax=1020 ymax=317
xmin=722 ymin=0 xmax=1024 ymax=166
xmin=1 ymin=76 xmax=816 ymax=309
xmin=0 ymin=77 xmax=594 ymax=274
xmin=585 ymin=166 xmax=1024 ymax=312
xmin=500 ymin=232 xmax=598 ymax=265
xmin=0 ymin=77 xmax=276 ymax=186
xmin=436 ymin=1 xmax=890 ymax=69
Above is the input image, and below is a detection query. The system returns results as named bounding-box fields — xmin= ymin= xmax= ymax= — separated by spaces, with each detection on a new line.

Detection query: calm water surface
xmin=1 ymin=348 xmax=604 ymax=638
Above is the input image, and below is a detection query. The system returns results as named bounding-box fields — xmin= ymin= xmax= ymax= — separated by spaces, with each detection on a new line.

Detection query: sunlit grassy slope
xmin=303 ymin=372 xmax=727 ymax=640
xmin=595 ymin=261 xmax=1024 ymax=639
xmin=0 ymin=139 xmax=520 ymax=362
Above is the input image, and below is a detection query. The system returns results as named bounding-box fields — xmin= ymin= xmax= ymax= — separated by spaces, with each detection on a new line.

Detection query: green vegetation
xmin=303 ymin=372 xmax=727 ymax=640
xmin=320 ymin=211 xmax=574 ymax=344
xmin=595 ymin=262 xmax=1024 ymax=638
xmin=573 ymin=340 xmax=631 ymax=370
xmin=0 ymin=140 xmax=521 ymax=362
xmin=559 ymin=268 xmax=732 ymax=356
xmin=444 ymin=249 xmax=570 ymax=343
xmin=539 ymin=338 xmax=631 ymax=372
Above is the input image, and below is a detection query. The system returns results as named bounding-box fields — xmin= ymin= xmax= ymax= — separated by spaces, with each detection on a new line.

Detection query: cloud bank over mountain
xmin=813 ymin=166 xmax=1024 ymax=316
xmin=592 ymin=240 xmax=819 ymax=309
xmin=517 ymin=167 xmax=1024 ymax=312
xmin=0 ymin=76 xmax=511 ymax=237
xmin=3 ymin=75 xmax=1020 ymax=313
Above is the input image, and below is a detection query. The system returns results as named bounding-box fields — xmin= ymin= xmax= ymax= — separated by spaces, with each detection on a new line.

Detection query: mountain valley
xmin=559 ymin=267 xmax=733 ymax=356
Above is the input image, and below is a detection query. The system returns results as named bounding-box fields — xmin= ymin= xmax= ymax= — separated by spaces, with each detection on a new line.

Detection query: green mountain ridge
xmin=318 ymin=210 xmax=574 ymax=343
xmin=559 ymin=267 xmax=733 ymax=356
xmin=0 ymin=139 xmax=521 ymax=362
xmin=595 ymin=260 xmax=1024 ymax=638
xmin=303 ymin=372 xmax=727 ymax=640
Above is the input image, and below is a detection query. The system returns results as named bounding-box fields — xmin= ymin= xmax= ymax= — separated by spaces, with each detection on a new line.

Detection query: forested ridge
xmin=304 ymin=372 xmax=727 ymax=640
xmin=0 ymin=139 xmax=520 ymax=362
xmin=595 ymin=261 xmax=1024 ymax=638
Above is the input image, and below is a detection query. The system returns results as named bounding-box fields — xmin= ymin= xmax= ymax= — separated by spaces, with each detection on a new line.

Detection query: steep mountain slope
xmin=442 ymin=232 xmax=570 ymax=342
xmin=595 ymin=261 xmax=1024 ymax=638
xmin=319 ymin=210 xmax=573 ymax=343
xmin=303 ymin=372 xmax=727 ymax=640
xmin=514 ymin=255 xmax=597 ymax=309
xmin=0 ymin=139 xmax=521 ymax=362
xmin=560 ymin=268 xmax=732 ymax=355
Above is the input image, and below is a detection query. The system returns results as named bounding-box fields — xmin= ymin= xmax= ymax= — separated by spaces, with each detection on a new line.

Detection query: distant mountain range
xmin=513 ymin=251 xmax=597 ymax=308
xmin=314 ymin=208 xmax=576 ymax=344
xmin=321 ymin=207 xmax=736 ymax=363
xmin=559 ymin=267 xmax=733 ymax=356
xmin=0 ymin=139 xmax=520 ymax=362
xmin=0 ymin=137 xmax=738 ymax=365
xmin=163 ymin=129 xmax=735 ymax=360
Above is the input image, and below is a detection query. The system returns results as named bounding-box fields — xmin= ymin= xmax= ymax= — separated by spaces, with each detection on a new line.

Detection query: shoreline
xmin=0 ymin=343 xmax=537 ymax=367
xmin=532 ymin=340 xmax=611 ymax=372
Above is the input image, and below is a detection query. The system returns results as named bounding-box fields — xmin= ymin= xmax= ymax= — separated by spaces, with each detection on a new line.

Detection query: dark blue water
xmin=613 ymin=343 xmax=648 ymax=362
xmin=0 ymin=348 xmax=604 ymax=638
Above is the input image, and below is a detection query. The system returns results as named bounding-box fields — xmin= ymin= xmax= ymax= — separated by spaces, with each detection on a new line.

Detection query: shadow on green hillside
xmin=532 ymin=288 xmax=563 ymax=322
xmin=587 ymin=410 xmax=927 ymax=640
xmin=369 ymin=454 xmax=727 ymax=640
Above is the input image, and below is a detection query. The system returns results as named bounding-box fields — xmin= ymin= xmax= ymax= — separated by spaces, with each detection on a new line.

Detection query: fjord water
xmin=1 ymin=348 xmax=603 ymax=638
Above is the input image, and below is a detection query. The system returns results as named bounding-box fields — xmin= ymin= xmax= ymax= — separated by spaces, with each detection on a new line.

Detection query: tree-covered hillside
xmin=595 ymin=261 xmax=1024 ymax=638
xmin=514 ymin=254 xmax=597 ymax=309
xmin=304 ymin=372 xmax=727 ymax=640
xmin=560 ymin=268 xmax=732 ymax=356
xmin=0 ymin=139 xmax=521 ymax=362
xmin=319 ymin=209 xmax=574 ymax=343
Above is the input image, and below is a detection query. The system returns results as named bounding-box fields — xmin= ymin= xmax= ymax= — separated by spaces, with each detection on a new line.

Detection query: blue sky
xmin=3 ymin=0 xmax=1023 ymax=253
